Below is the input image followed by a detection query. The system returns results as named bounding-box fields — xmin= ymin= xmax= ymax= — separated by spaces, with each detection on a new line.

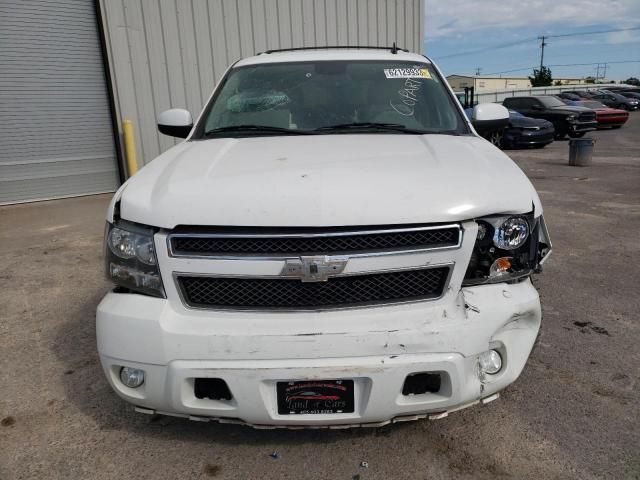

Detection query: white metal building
xmin=446 ymin=74 xmax=586 ymax=92
xmin=0 ymin=0 xmax=424 ymax=205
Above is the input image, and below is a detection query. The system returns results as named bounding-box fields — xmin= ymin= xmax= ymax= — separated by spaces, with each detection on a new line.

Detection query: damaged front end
xmin=463 ymin=213 xmax=552 ymax=286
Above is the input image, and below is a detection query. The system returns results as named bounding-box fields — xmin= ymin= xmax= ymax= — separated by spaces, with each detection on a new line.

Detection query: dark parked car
xmin=503 ymin=95 xmax=597 ymax=138
xmin=590 ymin=92 xmax=639 ymax=111
xmin=502 ymin=110 xmax=555 ymax=148
xmin=565 ymin=100 xmax=629 ymax=129
xmin=618 ymin=91 xmax=640 ymax=101
xmin=604 ymin=86 xmax=640 ymax=95
xmin=563 ymin=90 xmax=597 ymax=99
xmin=464 ymin=108 xmax=554 ymax=149
xmin=558 ymin=92 xmax=582 ymax=101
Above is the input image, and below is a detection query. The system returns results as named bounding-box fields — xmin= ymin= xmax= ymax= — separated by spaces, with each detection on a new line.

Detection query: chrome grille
xmin=177 ymin=266 xmax=450 ymax=310
xmin=169 ymin=225 xmax=460 ymax=258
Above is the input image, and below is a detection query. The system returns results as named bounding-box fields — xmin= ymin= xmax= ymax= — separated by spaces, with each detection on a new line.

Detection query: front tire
xmin=488 ymin=129 xmax=504 ymax=149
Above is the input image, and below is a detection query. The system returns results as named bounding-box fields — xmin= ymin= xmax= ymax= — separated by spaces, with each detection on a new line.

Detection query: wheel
xmin=611 ymin=125 xmax=622 ymax=129
xmin=568 ymin=131 xmax=586 ymax=138
xmin=488 ymin=129 xmax=504 ymax=148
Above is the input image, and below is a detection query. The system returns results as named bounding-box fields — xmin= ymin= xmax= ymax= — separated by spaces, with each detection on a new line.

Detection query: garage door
xmin=0 ymin=0 xmax=120 ymax=205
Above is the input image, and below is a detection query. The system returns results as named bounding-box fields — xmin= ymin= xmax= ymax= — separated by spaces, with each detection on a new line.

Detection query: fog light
xmin=120 ymin=367 xmax=145 ymax=388
xmin=478 ymin=350 xmax=502 ymax=375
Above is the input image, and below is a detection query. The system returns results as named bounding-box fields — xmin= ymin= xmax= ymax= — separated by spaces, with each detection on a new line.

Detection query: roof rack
xmin=261 ymin=43 xmax=409 ymax=55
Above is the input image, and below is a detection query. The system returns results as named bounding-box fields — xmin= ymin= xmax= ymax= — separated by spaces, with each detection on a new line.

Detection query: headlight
xmin=493 ymin=216 xmax=529 ymax=250
xmin=566 ymin=115 xmax=577 ymax=122
xmin=105 ymin=222 xmax=165 ymax=297
xmin=463 ymin=214 xmax=550 ymax=286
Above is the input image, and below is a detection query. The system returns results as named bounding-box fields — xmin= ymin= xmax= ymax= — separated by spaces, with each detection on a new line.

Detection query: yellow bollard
xmin=122 ymin=119 xmax=139 ymax=176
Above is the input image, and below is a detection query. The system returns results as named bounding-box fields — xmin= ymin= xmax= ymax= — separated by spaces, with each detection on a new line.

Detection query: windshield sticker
xmin=390 ymin=78 xmax=422 ymax=116
xmin=384 ymin=67 xmax=431 ymax=79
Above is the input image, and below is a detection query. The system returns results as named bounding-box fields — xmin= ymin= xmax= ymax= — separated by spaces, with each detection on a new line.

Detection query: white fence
xmin=465 ymin=84 xmax=619 ymax=104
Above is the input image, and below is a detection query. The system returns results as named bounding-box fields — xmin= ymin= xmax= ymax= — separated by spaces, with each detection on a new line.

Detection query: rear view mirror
xmin=158 ymin=108 xmax=193 ymax=138
xmin=471 ymin=103 xmax=509 ymax=132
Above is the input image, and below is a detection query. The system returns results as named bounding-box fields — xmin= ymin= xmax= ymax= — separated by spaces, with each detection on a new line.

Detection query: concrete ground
xmin=1 ymin=115 xmax=639 ymax=480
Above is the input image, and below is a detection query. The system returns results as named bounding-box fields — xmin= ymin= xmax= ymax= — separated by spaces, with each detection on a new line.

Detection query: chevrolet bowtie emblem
xmin=281 ymin=256 xmax=349 ymax=282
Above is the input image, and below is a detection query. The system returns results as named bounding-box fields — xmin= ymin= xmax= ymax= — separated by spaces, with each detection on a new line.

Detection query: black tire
xmin=554 ymin=130 xmax=566 ymax=140
xmin=611 ymin=125 xmax=622 ymax=129
xmin=568 ymin=131 xmax=586 ymax=138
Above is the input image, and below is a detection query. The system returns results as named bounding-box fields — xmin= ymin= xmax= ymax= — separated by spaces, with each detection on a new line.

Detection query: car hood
xmin=551 ymin=105 xmax=591 ymax=113
xmin=550 ymin=105 xmax=593 ymax=114
xmin=115 ymin=134 xmax=541 ymax=228
xmin=509 ymin=115 xmax=552 ymax=128
xmin=595 ymin=107 xmax=628 ymax=114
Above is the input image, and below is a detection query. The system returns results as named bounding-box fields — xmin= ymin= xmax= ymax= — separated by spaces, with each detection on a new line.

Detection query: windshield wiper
xmin=203 ymin=125 xmax=314 ymax=137
xmin=314 ymin=122 xmax=428 ymax=134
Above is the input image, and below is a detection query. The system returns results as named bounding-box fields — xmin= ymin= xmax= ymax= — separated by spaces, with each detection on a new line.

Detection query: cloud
xmin=425 ymin=0 xmax=640 ymax=39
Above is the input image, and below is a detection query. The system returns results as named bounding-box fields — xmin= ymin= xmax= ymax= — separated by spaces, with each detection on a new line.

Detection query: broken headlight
xmin=463 ymin=214 xmax=551 ymax=286
xmin=105 ymin=222 xmax=165 ymax=297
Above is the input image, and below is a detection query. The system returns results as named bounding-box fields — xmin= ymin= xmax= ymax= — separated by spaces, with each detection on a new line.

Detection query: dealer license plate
xmin=276 ymin=379 xmax=355 ymax=415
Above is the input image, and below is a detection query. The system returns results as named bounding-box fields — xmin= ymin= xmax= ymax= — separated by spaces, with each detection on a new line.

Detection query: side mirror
xmin=531 ymin=104 xmax=544 ymax=110
xmin=471 ymin=103 xmax=509 ymax=133
xmin=158 ymin=108 xmax=193 ymax=138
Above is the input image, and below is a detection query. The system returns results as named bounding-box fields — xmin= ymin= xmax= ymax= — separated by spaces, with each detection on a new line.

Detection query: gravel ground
xmin=1 ymin=115 xmax=639 ymax=480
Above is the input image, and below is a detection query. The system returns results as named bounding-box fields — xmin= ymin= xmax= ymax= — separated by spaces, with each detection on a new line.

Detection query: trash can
xmin=569 ymin=138 xmax=595 ymax=166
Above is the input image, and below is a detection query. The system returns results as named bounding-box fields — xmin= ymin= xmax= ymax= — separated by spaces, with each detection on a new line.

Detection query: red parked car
xmin=566 ymin=100 xmax=629 ymax=129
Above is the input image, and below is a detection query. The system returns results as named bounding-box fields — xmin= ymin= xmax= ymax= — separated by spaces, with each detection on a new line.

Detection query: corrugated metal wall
xmin=0 ymin=0 xmax=120 ymax=205
xmin=100 ymin=0 xmax=424 ymax=167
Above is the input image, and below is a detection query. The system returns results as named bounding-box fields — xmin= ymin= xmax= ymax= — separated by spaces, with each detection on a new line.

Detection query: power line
xmin=434 ymin=38 xmax=535 ymax=59
xmin=481 ymin=59 xmax=640 ymax=76
xmin=433 ymin=26 xmax=640 ymax=60
xmin=544 ymin=26 xmax=640 ymax=39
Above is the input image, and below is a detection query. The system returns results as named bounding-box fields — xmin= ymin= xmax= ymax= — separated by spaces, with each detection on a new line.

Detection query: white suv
xmin=97 ymin=47 xmax=551 ymax=427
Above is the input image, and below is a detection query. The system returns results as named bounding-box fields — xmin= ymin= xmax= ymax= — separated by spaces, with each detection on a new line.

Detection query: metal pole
xmin=538 ymin=36 xmax=547 ymax=70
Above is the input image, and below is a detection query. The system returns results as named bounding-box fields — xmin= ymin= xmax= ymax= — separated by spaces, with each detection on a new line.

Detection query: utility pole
xmin=538 ymin=36 xmax=547 ymax=70
xmin=475 ymin=67 xmax=482 ymax=76
xmin=602 ymin=63 xmax=608 ymax=82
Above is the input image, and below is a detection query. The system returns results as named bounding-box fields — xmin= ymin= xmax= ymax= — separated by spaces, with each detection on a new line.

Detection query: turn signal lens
xmin=489 ymin=257 xmax=513 ymax=277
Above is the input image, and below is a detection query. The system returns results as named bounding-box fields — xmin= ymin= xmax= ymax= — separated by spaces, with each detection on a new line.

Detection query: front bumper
xmin=97 ymin=279 xmax=541 ymax=427
xmin=504 ymin=128 xmax=554 ymax=147
xmin=569 ymin=120 xmax=597 ymax=133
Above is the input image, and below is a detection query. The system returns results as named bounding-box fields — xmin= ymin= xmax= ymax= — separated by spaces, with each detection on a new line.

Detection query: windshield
xmin=195 ymin=60 xmax=467 ymax=137
xmin=538 ymin=96 xmax=568 ymax=108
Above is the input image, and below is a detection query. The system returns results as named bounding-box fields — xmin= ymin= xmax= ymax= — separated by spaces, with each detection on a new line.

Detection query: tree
xmin=529 ymin=66 xmax=553 ymax=87
xmin=623 ymin=77 xmax=640 ymax=86
xmin=554 ymin=80 xmax=563 ymax=86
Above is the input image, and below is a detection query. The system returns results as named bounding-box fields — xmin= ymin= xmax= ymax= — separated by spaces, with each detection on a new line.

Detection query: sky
xmin=424 ymin=0 xmax=640 ymax=81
